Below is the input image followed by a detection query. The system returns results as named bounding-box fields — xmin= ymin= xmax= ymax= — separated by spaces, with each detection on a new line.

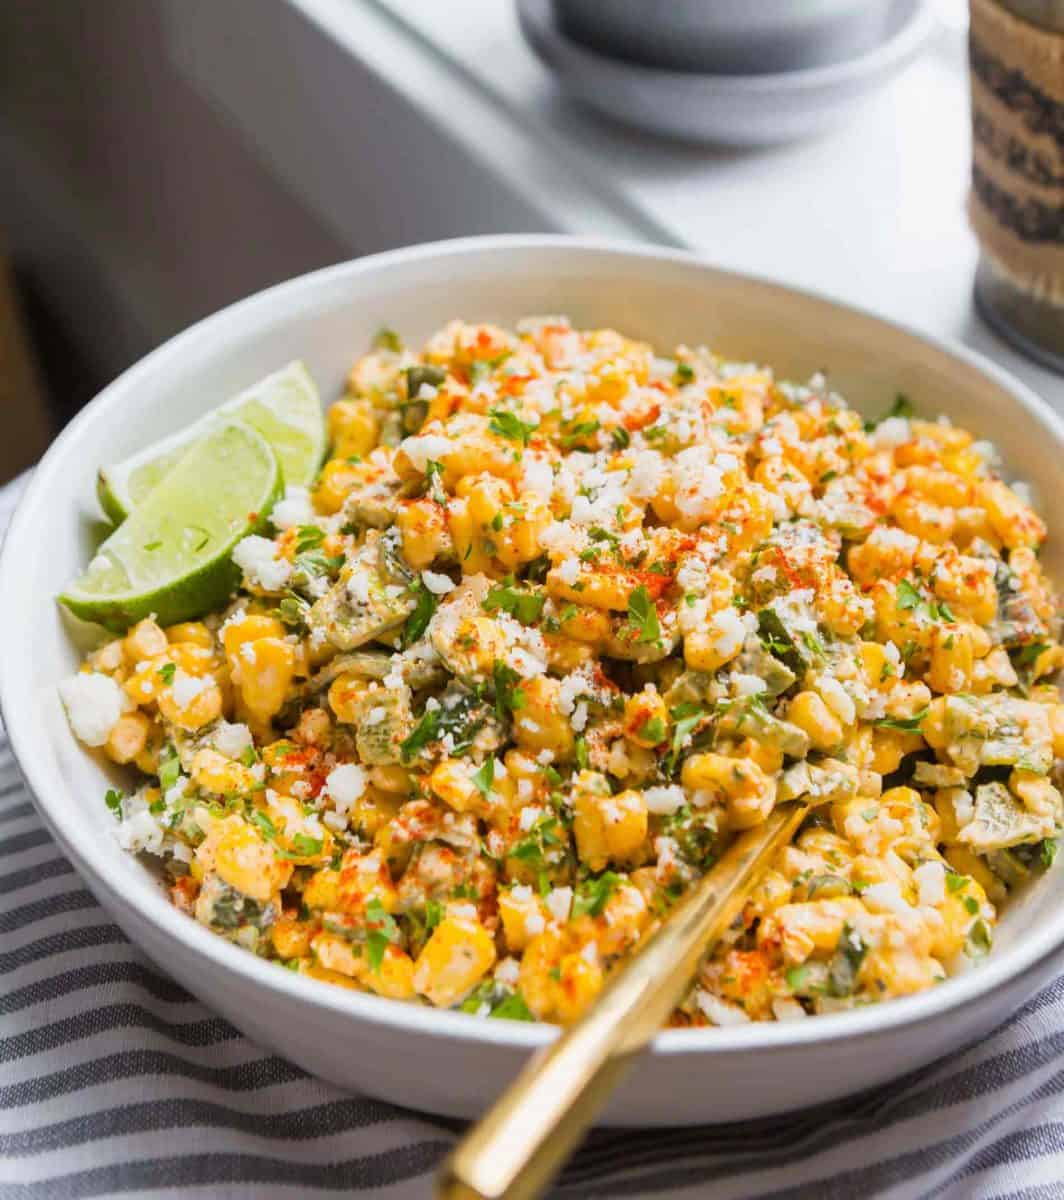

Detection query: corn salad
xmin=62 ymin=317 xmax=1064 ymax=1027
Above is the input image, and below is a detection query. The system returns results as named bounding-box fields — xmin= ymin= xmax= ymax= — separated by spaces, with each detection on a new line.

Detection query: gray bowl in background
xmin=552 ymin=0 xmax=895 ymax=74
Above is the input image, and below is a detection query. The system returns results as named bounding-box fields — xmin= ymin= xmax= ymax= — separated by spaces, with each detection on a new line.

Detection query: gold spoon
xmin=436 ymin=801 xmax=809 ymax=1200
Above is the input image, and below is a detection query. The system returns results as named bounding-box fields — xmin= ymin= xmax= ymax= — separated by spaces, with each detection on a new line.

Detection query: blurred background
xmin=2 ymin=0 xmax=1057 ymax=486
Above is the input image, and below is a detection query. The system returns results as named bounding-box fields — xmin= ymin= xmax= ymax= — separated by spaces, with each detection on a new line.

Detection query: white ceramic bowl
xmin=519 ymin=0 xmax=938 ymax=146
xmin=3 ymin=236 xmax=1064 ymax=1126
xmin=552 ymin=0 xmax=894 ymax=75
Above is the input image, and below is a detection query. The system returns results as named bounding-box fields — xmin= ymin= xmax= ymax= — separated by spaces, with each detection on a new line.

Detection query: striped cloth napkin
xmin=3 ymin=471 xmax=1064 ymax=1200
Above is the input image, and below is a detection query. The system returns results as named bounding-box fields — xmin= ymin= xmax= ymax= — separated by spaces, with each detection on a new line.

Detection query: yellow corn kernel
xmin=165 ymin=622 xmax=214 ymax=649
xmin=236 ymin=638 xmax=296 ymax=724
xmin=428 ymin=758 xmax=485 ymax=815
xmin=222 ymin=615 xmax=286 ymax=669
xmin=512 ymin=676 xmax=575 ymax=759
xmin=303 ymin=867 xmax=341 ymax=911
xmin=623 ymin=689 xmax=668 ymax=748
xmin=328 ymin=397 xmax=380 ymax=459
xmin=364 ymin=945 xmax=418 ymax=1000
xmin=123 ymin=619 xmax=169 ymax=662
xmin=312 ymin=459 xmax=363 ymax=515
xmin=133 ymin=720 xmax=166 ymax=774
xmin=868 ymin=727 xmax=923 ymax=775
xmin=158 ymin=675 xmax=223 ymax=731
xmin=88 ymin=638 xmax=126 ymax=673
xmin=553 ymin=952 xmax=604 ymax=1023
xmin=499 ymin=886 xmax=549 ymax=953
xmin=944 ymin=844 xmax=1006 ymax=904
xmin=572 ymin=785 xmax=647 ymax=871
xmin=892 ymin=494 xmax=955 ymax=545
xmin=190 ymin=748 xmax=257 ymax=796
xmin=103 ymin=711 xmax=151 ymax=765
xmin=271 ymin=916 xmax=313 ymax=960
xmin=557 ymin=604 xmax=612 ymax=645
xmin=396 ymin=499 xmax=452 ymax=569
xmin=787 ymin=691 xmax=843 ymax=751
xmin=298 ymin=962 xmax=360 ymax=991
xmin=547 ymin=563 xmax=631 ymax=611
xmin=327 ymin=672 xmax=368 ymax=724
xmin=681 ymin=753 xmax=776 ymax=830
xmin=593 ymin=884 xmax=651 ymax=957
xmin=977 ymin=479 xmax=1046 ymax=550
xmin=926 ymin=625 xmax=974 ymax=694
xmin=336 ymin=852 xmax=399 ymax=915
xmin=413 ymin=916 xmax=496 ymax=1008
xmin=211 ymin=820 xmax=291 ymax=902
xmin=860 ymin=947 xmax=941 ymax=998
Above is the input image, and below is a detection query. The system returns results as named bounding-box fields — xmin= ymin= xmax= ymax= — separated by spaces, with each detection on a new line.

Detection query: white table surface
xmin=363 ymin=0 xmax=1061 ymax=407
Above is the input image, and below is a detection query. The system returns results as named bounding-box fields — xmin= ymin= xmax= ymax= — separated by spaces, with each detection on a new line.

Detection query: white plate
xmin=3 ymin=236 xmax=1064 ymax=1126
xmin=518 ymin=0 xmax=939 ymax=146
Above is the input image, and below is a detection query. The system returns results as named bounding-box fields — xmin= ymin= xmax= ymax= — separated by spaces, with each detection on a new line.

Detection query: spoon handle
xmin=435 ymin=801 xmax=809 ymax=1200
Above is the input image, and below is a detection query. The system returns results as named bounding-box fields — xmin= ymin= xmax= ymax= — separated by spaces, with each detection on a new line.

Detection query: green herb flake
xmin=483 ymin=583 xmax=545 ymax=626
xmin=157 ymin=662 xmax=176 ymax=685
xmin=489 ymin=408 xmax=536 ymax=446
xmin=626 ymin=585 xmax=661 ymax=646
xmin=104 ymin=788 xmax=123 ymax=819
xmin=673 ymin=361 xmax=695 ymax=386
xmin=289 ymin=833 xmax=323 ymax=858
xmin=874 ymin=708 xmax=928 ymax=733
xmin=158 ymin=746 xmax=181 ymax=792
xmin=372 ymin=327 xmax=403 ymax=353
xmin=572 ymin=871 xmax=621 ymax=919
xmin=471 ymin=758 xmax=495 ymax=798
xmin=401 ymin=580 xmax=439 ymax=648
xmin=365 ymin=897 xmax=401 ymax=973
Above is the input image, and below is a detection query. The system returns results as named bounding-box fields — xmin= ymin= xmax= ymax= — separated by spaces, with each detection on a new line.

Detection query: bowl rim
xmin=3 ymin=232 xmax=1064 ymax=1058
xmin=518 ymin=0 xmax=939 ymax=93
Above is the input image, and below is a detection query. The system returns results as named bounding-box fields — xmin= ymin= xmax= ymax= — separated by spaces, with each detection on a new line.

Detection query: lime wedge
xmin=62 ymin=423 xmax=283 ymax=632
xmin=96 ymin=361 xmax=323 ymax=522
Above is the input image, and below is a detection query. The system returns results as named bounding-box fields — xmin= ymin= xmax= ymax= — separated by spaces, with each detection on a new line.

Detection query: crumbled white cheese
xmin=556 ymin=557 xmax=581 ymax=586
xmin=421 ymin=570 xmax=456 ymax=595
xmin=58 ymin=672 xmax=126 ymax=747
xmin=643 ymin=786 xmax=686 ymax=815
xmin=545 ymin=887 xmax=572 ymax=924
xmin=874 ymin=417 xmax=911 ymax=448
xmin=733 ymin=674 xmax=767 ymax=697
xmin=213 ymin=721 xmax=253 ymax=759
xmin=232 ymin=535 xmax=292 ymax=592
xmin=171 ymin=671 xmax=210 ymax=709
xmin=863 ymin=881 xmax=912 ymax=917
xmin=495 ymin=957 xmax=521 ymax=987
xmin=696 ymin=991 xmax=751 ymax=1026
xmin=325 ymin=763 xmax=367 ymax=815
xmin=270 ymin=486 xmax=316 ymax=530
xmin=914 ymin=860 xmax=947 ymax=908
xmin=520 ymin=456 xmax=554 ymax=501
xmin=709 ymin=607 xmax=745 ymax=661
xmin=399 ymin=433 xmax=453 ymax=471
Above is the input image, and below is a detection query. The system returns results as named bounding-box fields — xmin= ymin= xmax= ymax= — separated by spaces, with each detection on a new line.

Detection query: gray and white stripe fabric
xmin=3 ymin=472 xmax=1064 ymax=1200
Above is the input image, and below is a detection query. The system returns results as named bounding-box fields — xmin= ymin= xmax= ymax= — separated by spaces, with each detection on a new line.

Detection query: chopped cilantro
xmin=611 ymin=427 xmax=631 ymax=451
xmin=673 ymin=361 xmax=695 ymax=386
xmin=640 ymin=716 xmax=666 ymax=745
xmin=626 ymin=585 xmax=661 ymax=645
xmin=489 ymin=408 xmax=536 ymax=446
xmin=1041 ymin=838 xmax=1059 ymax=869
xmin=874 ymin=709 xmax=928 ymax=733
xmin=425 ymin=898 xmax=444 ymax=933
xmin=400 ymin=708 xmax=440 ymax=763
xmin=401 ymin=580 xmax=439 ymax=648
xmin=471 ymin=758 xmax=495 ymax=798
xmin=157 ymin=662 xmax=176 ymax=685
xmin=365 ymin=897 xmax=401 ymax=973
xmin=158 ymin=746 xmax=181 ymax=792
xmin=574 ymin=735 xmax=589 ymax=770
xmin=896 ymin=579 xmax=922 ymax=612
xmin=104 ymin=788 xmax=123 ymax=819
xmin=293 ymin=525 xmax=325 ymax=554
xmin=483 ymin=582 xmax=545 ymax=626
xmin=372 ymin=327 xmax=403 ymax=353
xmin=491 ymin=660 xmax=527 ymax=724
xmin=289 ymin=833 xmax=323 ymax=858
xmin=489 ymin=991 xmax=535 ymax=1021
xmin=572 ymin=871 xmax=621 ymax=918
